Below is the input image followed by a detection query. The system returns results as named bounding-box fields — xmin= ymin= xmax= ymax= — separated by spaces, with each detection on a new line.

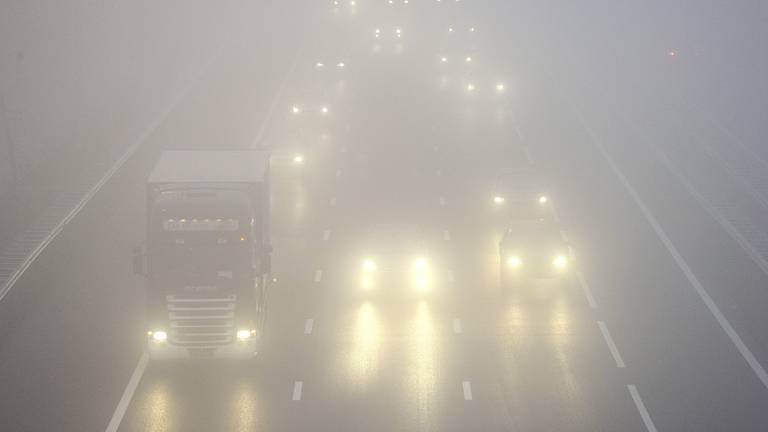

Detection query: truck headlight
xmin=149 ymin=330 xmax=167 ymax=343
xmin=237 ymin=329 xmax=256 ymax=341
xmin=553 ymin=255 xmax=568 ymax=270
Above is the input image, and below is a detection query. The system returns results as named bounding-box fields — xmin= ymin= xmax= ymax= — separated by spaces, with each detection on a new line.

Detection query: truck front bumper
xmin=148 ymin=339 xmax=258 ymax=361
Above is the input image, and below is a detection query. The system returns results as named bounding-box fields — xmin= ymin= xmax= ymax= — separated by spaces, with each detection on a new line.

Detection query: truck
xmin=134 ymin=150 xmax=271 ymax=360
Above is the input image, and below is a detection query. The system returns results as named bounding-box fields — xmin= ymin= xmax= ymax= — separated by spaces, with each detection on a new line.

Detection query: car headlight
xmin=538 ymin=195 xmax=548 ymax=204
xmin=506 ymin=256 xmax=522 ymax=268
xmin=413 ymin=258 xmax=428 ymax=272
xmin=148 ymin=330 xmax=167 ymax=343
xmin=493 ymin=195 xmax=505 ymax=204
xmin=553 ymin=255 xmax=568 ymax=270
xmin=363 ymin=259 xmax=377 ymax=272
xmin=237 ymin=329 xmax=256 ymax=341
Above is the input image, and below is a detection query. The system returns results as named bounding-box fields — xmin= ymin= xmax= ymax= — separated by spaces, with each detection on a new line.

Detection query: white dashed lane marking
xmin=443 ymin=230 xmax=451 ymax=241
xmin=598 ymin=321 xmax=626 ymax=368
xmin=304 ymin=319 xmax=314 ymax=335
xmin=453 ymin=318 xmax=462 ymax=334
xmin=523 ymin=147 xmax=533 ymax=165
xmin=314 ymin=270 xmax=323 ymax=282
xmin=322 ymin=230 xmax=331 ymax=241
xmin=577 ymin=271 xmax=598 ymax=309
xmin=462 ymin=381 xmax=473 ymax=400
xmin=292 ymin=381 xmax=303 ymax=401
xmin=514 ymin=125 xmax=524 ymax=141
xmin=628 ymin=385 xmax=657 ymax=432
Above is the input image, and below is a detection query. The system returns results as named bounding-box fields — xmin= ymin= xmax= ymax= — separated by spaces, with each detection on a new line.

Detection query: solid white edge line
xmin=597 ymin=321 xmax=626 ymax=368
xmin=576 ymin=271 xmax=598 ymax=309
xmin=292 ymin=381 xmax=303 ymax=401
xmin=104 ymin=352 xmax=149 ymax=432
xmin=453 ymin=318 xmax=462 ymax=334
xmin=304 ymin=318 xmax=314 ymax=335
xmin=314 ymin=270 xmax=323 ymax=282
xmin=627 ymin=385 xmax=658 ymax=432
xmin=652 ymin=141 xmax=768 ymax=278
xmin=462 ymin=381 xmax=473 ymax=400
xmin=574 ymin=108 xmax=768 ymax=390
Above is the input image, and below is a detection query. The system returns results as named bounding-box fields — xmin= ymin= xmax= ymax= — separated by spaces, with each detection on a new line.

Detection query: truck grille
xmin=166 ymin=294 xmax=236 ymax=347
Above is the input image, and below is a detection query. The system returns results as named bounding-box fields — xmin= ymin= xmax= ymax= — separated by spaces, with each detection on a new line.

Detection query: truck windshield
xmin=148 ymin=189 xmax=256 ymax=275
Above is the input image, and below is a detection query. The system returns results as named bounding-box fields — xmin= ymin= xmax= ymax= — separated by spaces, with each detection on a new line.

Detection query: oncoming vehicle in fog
xmin=357 ymin=224 xmax=433 ymax=295
xmin=134 ymin=150 xmax=271 ymax=360
xmin=491 ymin=167 xmax=553 ymax=221
xmin=499 ymin=218 xmax=571 ymax=284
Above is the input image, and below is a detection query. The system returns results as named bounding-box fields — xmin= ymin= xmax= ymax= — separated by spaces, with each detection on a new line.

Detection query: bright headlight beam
xmin=507 ymin=256 xmax=522 ymax=268
xmin=413 ymin=258 xmax=427 ymax=272
xmin=538 ymin=195 xmax=548 ymax=204
xmin=363 ymin=259 xmax=377 ymax=272
xmin=494 ymin=196 xmax=505 ymax=204
xmin=237 ymin=329 xmax=256 ymax=341
xmin=150 ymin=330 xmax=167 ymax=342
xmin=553 ymin=255 xmax=568 ymax=269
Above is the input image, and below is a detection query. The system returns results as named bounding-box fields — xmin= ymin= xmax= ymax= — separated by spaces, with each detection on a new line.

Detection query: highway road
xmin=2 ymin=1 xmax=768 ymax=431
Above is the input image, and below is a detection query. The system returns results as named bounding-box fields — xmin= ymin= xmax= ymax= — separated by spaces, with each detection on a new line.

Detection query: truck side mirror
xmin=132 ymin=247 xmax=146 ymax=276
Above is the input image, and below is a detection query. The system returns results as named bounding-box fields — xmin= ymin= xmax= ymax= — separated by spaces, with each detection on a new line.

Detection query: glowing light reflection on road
xmin=408 ymin=301 xmax=437 ymax=429
xmin=348 ymin=302 xmax=381 ymax=389
xmin=230 ymin=384 xmax=258 ymax=432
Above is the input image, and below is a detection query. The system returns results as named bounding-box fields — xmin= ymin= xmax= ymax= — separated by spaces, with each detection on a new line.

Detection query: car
xmin=491 ymin=167 xmax=554 ymax=221
xmin=357 ymin=224 xmax=432 ymax=293
xmin=373 ymin=27 xmax=403 ymax=41
xmin=499 ymin=218 xmax=570 ymax=282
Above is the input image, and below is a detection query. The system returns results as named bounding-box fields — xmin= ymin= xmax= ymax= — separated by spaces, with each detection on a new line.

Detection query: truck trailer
xmin=135 ymin=150 xmax=271 ymax=360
